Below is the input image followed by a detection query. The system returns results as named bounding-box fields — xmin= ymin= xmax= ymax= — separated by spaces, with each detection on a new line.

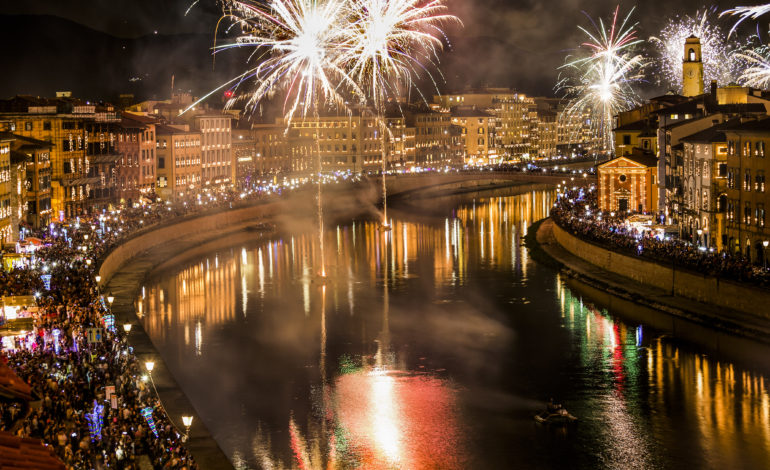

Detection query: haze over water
xmin=138 ymin=189 xmax=770 ymax=469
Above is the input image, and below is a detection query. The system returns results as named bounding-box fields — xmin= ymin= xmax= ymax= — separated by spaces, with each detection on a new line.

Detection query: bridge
xmin=379 ymin=170 xmax=596 ymax=200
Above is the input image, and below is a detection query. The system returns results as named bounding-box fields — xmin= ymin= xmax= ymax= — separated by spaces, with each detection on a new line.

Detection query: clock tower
xmin=683 ymin=35 xmax=704 ymax=97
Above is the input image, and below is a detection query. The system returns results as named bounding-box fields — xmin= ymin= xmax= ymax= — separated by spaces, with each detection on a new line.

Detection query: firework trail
xmin=651 ymin=8 xmax=749 ymax=92
xmin=338 ymin=0 xmax=459 ymax=226
xmin=722 ymin=4 xmax=770 ymax=36
xmin=735 ymin=48 xmax=770 ymax=88
xmin=558 ymin=6 xmax=646 ymax=154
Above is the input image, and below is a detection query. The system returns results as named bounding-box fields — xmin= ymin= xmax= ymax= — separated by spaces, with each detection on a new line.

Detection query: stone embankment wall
xmin=552 ymin=222 xmax=770 ymax=318
xmin=98 ymin=200 xmax=282 ymax=283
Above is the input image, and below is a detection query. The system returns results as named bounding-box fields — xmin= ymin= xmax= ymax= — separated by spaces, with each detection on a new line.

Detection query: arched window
xmin=688 ymin=48 xmax=696 ymax=61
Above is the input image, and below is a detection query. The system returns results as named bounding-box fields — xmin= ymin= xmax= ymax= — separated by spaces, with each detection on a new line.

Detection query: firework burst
xmin=339 ymin=0 xmax=460 ymax=110
xmin=558 ymin=6 xmax=646 ymax=154
xmin=187 ymin=0 xmax=359 ymax=123
xmin=650 ymin=8 xmax=749 ymax=92
xmin=736 ymin=48 xmax=770 ymax=88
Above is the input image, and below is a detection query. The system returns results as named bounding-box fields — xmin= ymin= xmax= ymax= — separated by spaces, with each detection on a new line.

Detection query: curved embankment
xmin=535 ymin=218 xmax=770 ymax=354
xmin=96 ymin=178 xmax=555 ymax=469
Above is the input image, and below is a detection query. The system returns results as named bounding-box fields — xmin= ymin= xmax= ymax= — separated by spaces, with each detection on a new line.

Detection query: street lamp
xmin=95 ymin=275 xmax=101 ymax=284
xmin=123 ymin=323 xmax=132 ymax=334
xmin=697 ymin=229 xmax=703 ymax=247
xmin=182 ymin=415 xmax=193 ymax=442
xmin=764 ymin=240 xmax=769 ymax=269
xmin=145 ymin=361 xmax=155 ymax=373
xmin=107 ymin=293 xmax=115 ymax=305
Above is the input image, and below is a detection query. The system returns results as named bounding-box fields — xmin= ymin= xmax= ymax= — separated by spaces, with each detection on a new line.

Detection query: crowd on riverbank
xmin=0 ymin=171 xmax=370 ymax=468
xmin=1 ymin=204 xmax=210 ymax=468
xmin=551 ymin=187 xmax=770 ymax=285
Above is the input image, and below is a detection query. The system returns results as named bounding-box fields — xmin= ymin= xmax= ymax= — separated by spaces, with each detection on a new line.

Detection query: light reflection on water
xmin=139 ymin=189 xmax=770 ymax=469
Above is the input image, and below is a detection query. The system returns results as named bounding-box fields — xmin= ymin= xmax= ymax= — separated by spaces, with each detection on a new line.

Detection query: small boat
xmin=534 ymin=407 xmax=577 ymax=425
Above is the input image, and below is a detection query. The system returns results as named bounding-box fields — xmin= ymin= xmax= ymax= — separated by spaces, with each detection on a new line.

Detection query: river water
xmin=137 ymin=188 xmax=770 ymax=470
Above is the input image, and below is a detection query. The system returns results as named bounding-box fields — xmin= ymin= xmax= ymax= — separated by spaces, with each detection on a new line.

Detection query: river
xmin=137 ymin=188 xmax=770 ymax=470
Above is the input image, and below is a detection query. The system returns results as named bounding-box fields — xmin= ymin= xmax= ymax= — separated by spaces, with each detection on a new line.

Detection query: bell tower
xmin=683 ymin=35 xmax=704 ymax=97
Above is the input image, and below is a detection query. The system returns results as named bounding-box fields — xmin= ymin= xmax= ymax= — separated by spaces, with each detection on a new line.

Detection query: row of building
xmin=598 ymin=36 xmax=770 ymax=261
xmin=0 ymin=83 xmax=598 ymax=245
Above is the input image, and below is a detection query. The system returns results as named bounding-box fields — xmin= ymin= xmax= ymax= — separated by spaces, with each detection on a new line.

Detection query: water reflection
xmin=140 ymin=188 xmax=770 ymax=469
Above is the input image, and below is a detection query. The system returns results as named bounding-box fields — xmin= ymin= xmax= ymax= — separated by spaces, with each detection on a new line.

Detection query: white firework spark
xmin=339 ymin=0 xmax=460 ymax=110
xmin=722 ymin=4 xmax=770 ymax=36
xmin=650 ymin=8 xmax=749 ymax=92
xmin=187 ymin=0 xmax=359 ymax=123
xmin=736 ymin=48 xmax=770 ymax=88
xmin=558 ymin=6 xmax=646 ymax=154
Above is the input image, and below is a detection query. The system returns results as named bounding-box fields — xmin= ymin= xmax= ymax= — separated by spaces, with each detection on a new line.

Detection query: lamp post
xmin=123 ymin=323 xmax=132 ymax=335
xmin=764 ymin=240 xmax=769 ymax=269
xmin=107 ymin=292 xmax=115 ymax=306
xmin=697 ymin=229 xmax=703 ymax=248
xmin=145 ymin=360 xmax=154 ymax=374
xmin=182 ymin=415 xmax=193 ymax=442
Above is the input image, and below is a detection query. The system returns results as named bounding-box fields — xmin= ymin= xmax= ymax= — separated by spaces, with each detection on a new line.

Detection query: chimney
xmin=711 ymin=81 xmax=718 ymax=100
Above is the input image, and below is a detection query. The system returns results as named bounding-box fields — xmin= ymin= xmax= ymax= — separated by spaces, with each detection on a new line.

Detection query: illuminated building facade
xmin=155 ymin=124 xmax=202 ymax=200
xmin=6 ymin=135 xmax=52 ymax=231
xmin=405 ymin=106 xmax=459 ymax=167
xmin=450 ymin=106 xmax=497 ymax=165
xmin=598 ymin=152 xmax=658 ymax=214
xmin=0 ymin=137 xmax=11 ymax=242
xmin=196 ymin=115 xmax=233 ymax=187
xmin=281 ymin=113 xmax=383 ymax=173
xmin=116 ymin=113 xmax=157 ymax=202
xmin=0 ymin=96 xmax=119 ymax=218
xmin=722 ymin=118 xmax=770 ymax=262
xmin=680 ymin=126 xmax=729 ymax=250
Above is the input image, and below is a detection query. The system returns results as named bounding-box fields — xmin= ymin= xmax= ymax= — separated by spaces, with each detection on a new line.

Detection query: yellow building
xmin=0 ymin=137 xmax=11 ymax=243
xmin=722 ymin=117 xmax=770 ymax=262
xmin=683 ymin=36 xmax=705 ymax=98
xmin=281 ymin=112 xmax=383 ymax=173
xmin=680 ymin=125 xmax=729 ymax=250
xmin=155 ymin=124 xmax=202 ymax=200
xmin=450 ymin=106 xmax=497 ymax=165
xmin=0 ymin=96 xmax=119 ymax=219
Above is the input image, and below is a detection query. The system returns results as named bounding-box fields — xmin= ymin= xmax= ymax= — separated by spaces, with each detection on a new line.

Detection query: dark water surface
xmin=138 ymin=189 xmax=770 ymax=470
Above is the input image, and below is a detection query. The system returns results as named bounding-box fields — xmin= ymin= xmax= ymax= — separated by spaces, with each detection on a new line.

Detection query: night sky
xmin=0 ymin=0 xmax=757 ymax=99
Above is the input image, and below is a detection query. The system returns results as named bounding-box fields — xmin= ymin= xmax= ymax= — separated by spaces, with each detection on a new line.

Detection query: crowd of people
xmin=552 ymin=187 xmax=770 ymax=285
xmin=0 ymin=182 xmax=301 ymax=469
xmin=0 ymin=171 xmax=370 ymax=468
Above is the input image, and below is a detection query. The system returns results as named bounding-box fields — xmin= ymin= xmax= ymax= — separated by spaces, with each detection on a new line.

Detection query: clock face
xmin=687 ymin=69 xmax=695 ymax=79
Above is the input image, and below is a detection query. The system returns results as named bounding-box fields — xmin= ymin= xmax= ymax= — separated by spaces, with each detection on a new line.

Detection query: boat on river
xmin=534 ymin=404 xmax=577 ymax=425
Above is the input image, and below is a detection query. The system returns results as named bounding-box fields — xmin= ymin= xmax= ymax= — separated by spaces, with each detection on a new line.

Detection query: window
xmin=24 ymin=122 xmax=32 ymax=131
xmin=745 ymin=141 xmax=752 ymax=157
xmin=758 ymin=141 xmax=766 ymax=158
xmin=745 ymin=202 xmax=752 ymax=225
xmin=623 ymin=135 xmax=631 ymax=145
xmin=689 ymin=48 xmax=696 ymax=61
xmin=745 ymin=170 xmax=752 ymax=191
xmin=619 ymin=174 xmax=627 ymax=183
xmin=43 ymin=121 xmax=51 ymax=131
